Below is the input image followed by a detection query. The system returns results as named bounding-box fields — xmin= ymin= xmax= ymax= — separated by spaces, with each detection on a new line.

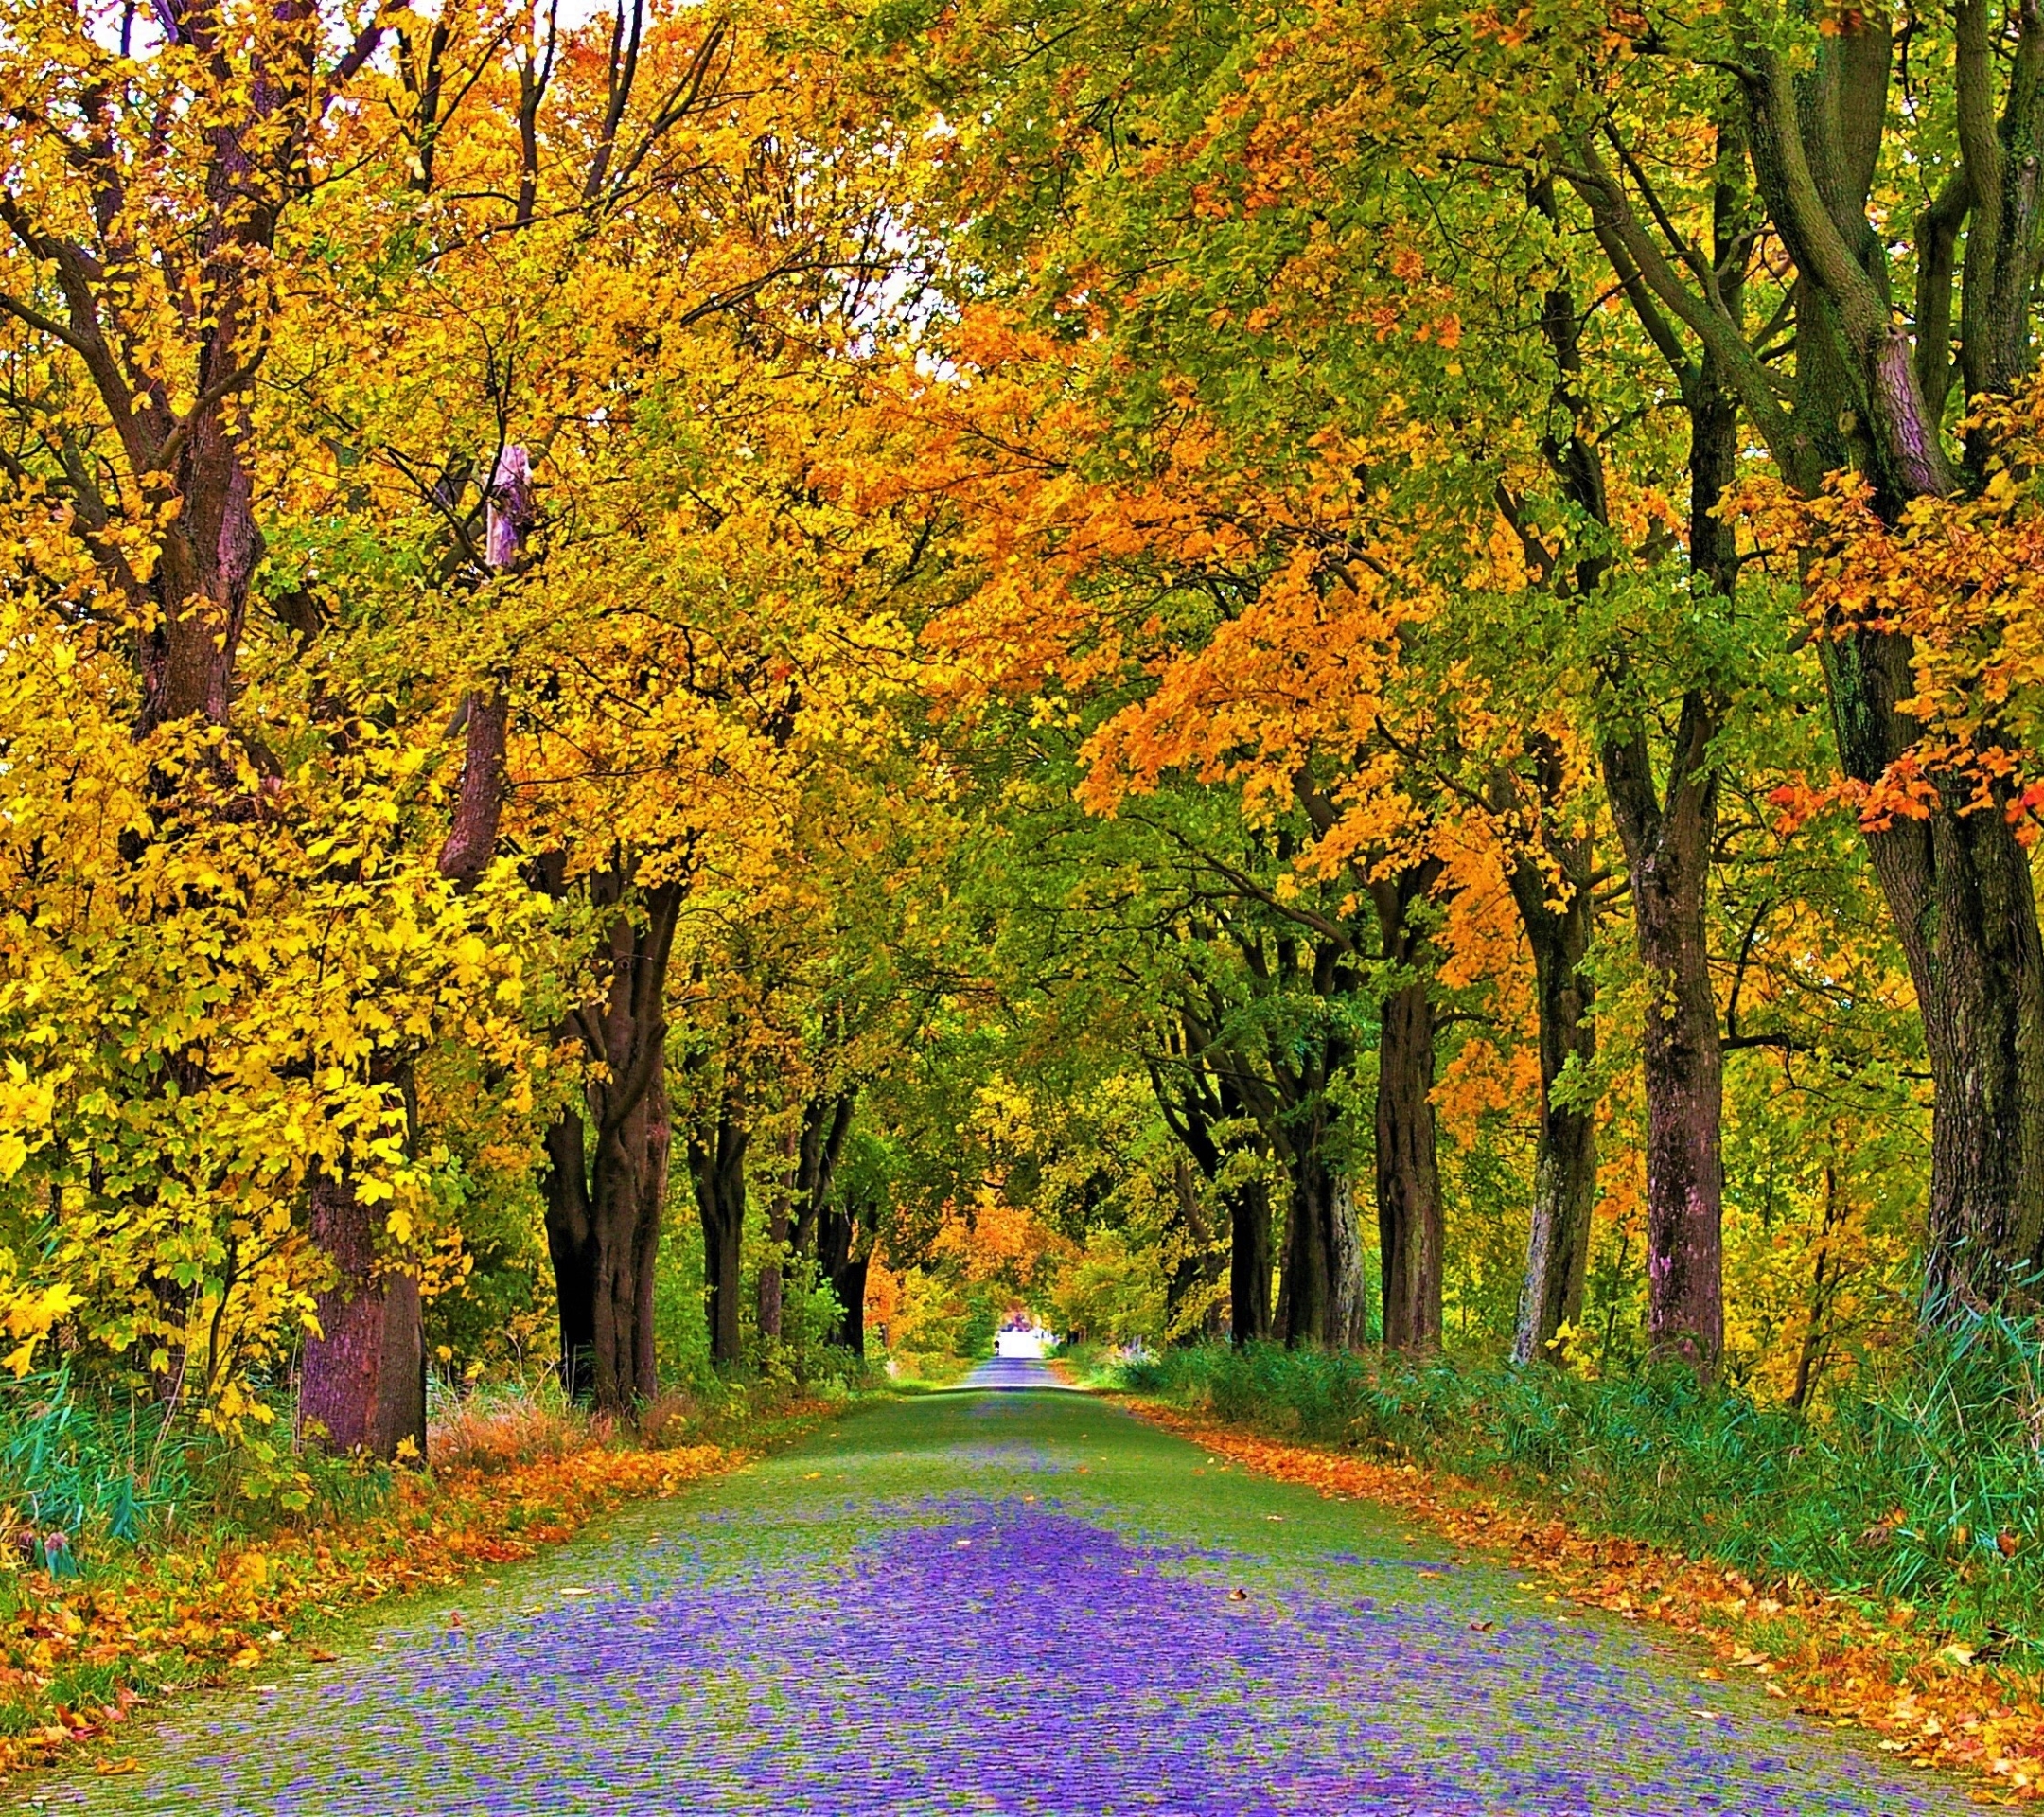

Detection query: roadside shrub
xmin=427 ymin=1375 xmax=591 ymax=1475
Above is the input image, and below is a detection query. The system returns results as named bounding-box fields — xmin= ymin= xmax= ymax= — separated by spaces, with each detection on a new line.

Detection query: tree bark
xmin=1330 ymin=1173 xmax=1368 ymax=1348
xmin=1277 ymin=1143 xmax=1333 ymax=1348
xmin=1227 ymin=1172 xmax=1275 ymax=1345
xmin=1506 ymin=749 xmax=1599 ymax=1367
xmin=816 ymin=1200 xmax=872 ymax=1355
xmin=689 ymin=1102 xmax=749 ymax=1368
xmin=299 ymin=1171 xmax=425 ymax=1458
xmin=1614 ymin=734 xmax=1725 ymax=1372
xmin=1729 ymin=26 xmax=2044 ymax=1314
xmin=1153 ymin=1054 xmax=1274 ymax=1345
xmin=1374 ymin=866 xmax=1444 ymax=1352
xmin=299 ymin=450 xmax=527 ymax=1455
xmin=757 ymin=1125 xmax=797 ymax=1344
xmin=543 ymin=875 xmax=682 ymax=1410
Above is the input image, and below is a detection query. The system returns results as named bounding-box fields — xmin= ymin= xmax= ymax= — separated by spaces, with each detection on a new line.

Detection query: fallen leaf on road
xmin=94 ymin=1758 xmax=140 ymax=1776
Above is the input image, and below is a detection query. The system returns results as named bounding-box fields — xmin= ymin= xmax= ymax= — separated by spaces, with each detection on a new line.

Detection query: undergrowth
xmin=0 ymin=1348 xmax=887 ymax=1585
xmin=1115 ymin=1311 xmax=2044 ymax=1658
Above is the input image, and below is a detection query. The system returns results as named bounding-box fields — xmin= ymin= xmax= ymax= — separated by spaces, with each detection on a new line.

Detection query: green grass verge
xmin=1113 ymin=1315 xmax=2044 ymax=1659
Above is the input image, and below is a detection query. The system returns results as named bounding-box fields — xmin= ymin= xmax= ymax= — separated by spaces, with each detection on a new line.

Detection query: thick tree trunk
xmin=1278 ymin=1143 xmax=1335 ymax=1347
xmin=299 ymin=1170 xmax=425 ymax=1458
xmin=1739 ymin=27 xmax=2044 ymax=1314
xmin=1226 ymin=1174 xmax=1274 ymax=1345
xmin=690 ymin=1105 xmax=749 ymax=1367
xmin=1630 ymin=820 xmax=1725 ymax=1370
xmin=543 ymin=876 xmax=682 ymax=1410
xmin=1606 ymin=688 xmax=1724 ymax=1373
xmin=1507 ymin=761 xmax=1599 ymax=1367
xmin=300 ymin=481 xmax=523 ymax=1455
xmin=1850 ymin=742 xmax=2044 ymax=1313
xmin=1373 ymin=867 xmax=1444 ymax=1353
xmin=1377 ymin=976 xmax=1443 ymax=1351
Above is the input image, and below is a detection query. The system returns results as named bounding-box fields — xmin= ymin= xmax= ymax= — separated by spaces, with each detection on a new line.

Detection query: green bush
xmin=1117 ymin=1311 xmax=2044 ymax=1657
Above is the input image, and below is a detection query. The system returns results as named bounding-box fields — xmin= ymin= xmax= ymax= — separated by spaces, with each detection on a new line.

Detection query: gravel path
xmin=25 ymin=1361 xmax=1982 ymax=1815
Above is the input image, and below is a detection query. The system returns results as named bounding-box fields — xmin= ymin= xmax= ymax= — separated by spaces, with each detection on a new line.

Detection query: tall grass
xmin=0 ymin=1369 xmax=200 ymax=1545
xmin=1117 ymin=1310 xmax=2044 ymax=1655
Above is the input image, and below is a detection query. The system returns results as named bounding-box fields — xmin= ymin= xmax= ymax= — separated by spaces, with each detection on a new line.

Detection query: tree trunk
xmin=1854 ymin=770 xmax=2044 ymax=1313
xmin=1790 ymin=1162 xmax=1848 ymax=1412
xmin=758 ymin=1126 xmax=797 ymax=1345
xmin=1605 ymin=690 xmax=1725 ymax=1373
xmin=1507 ymin=784 xmax=1599 ymax=1366
xmin=1737 ymin=26 xmax=2044 ymax=1314
xmin=1330 ymin=1173 xmax=1368 ymax=1348
xmin=543 ymin=876 xmax=682 ymax=1410
xmin=1152 ymin=1056 xmax=1275 ymax=1346
xmin=689 ymin=1103 xmax=749 ymax=1367
xmin=1377 ymin=974 xmax=1443 ymax=1351
xmin=788 ymin=1088 xmax=856 ymax=1261
xmin=299 ymin=478 xmax=524 ymax=1455
xmin=1227 ymin=1174 xmax=1275 ymax=1346
xmin=816 ymin=1201 xmax=871 ymax=1355
xmin=1278 ymin=1142 xmax=1338 ymax=1347
xmin=1163 ymin=1154 xmax=1227 ymax=1340
xmin=1633 ymin=834 xmax=1724 ymax=1371
xmin=299 ymin=1170 xmax=425 ymax=1458
xmin=542 ymin=1111 xmax=599 ymax=1399
xmin=1373 ymin=867 xmax=1444 ymax=1353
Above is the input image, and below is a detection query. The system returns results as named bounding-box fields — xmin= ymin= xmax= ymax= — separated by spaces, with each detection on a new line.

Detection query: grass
xmin=1111 ymin=1309 xmax=2044 ymax=1659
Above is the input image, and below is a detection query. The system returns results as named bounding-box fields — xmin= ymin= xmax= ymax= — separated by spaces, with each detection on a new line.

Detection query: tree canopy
xmin=0 ymin=0 xmax=2036 ymax=1453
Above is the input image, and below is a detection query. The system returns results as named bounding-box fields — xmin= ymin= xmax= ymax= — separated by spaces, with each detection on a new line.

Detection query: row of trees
xmin=3 ymin=0 xmax=2042 ymax=1454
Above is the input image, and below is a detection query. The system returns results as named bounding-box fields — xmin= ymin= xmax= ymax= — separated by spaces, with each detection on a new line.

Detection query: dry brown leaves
xmin=1126 ymin=1398 xmax=2044 ymax=1806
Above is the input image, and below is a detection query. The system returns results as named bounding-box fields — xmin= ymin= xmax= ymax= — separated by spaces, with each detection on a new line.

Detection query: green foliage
xmin=1120 ymin=1316 xmax=2044 ymax=1655
xmin=1050 ymin=1230 xmax=1168 ymax=1347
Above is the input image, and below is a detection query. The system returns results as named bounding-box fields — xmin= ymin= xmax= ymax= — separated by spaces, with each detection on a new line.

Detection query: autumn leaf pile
xmin=1128 ymin=1399 xmax=2044 ymax=1803
xmin=0 ymin=1438 xmax=738 ymax=1781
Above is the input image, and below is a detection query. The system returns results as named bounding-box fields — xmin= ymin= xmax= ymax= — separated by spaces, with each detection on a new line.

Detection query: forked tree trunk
xmin=788 ymin=1090 xmax=857 ymax=1261
xmin=543 ymin=876 xmax=683 ymax=1410
xmin=689 ymin=1104 xmax=749 ymax=1367
xmin=1605 ymin=343 xmax=1736 ymax=1370
xmin=1163 ymin=1155 xmax=1227 ymax=1339
xmin=1728 ymin=26 xmax=2044 ymax=1315
xmin=1153 ymin=1057 xmax=1275 ymax=1344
